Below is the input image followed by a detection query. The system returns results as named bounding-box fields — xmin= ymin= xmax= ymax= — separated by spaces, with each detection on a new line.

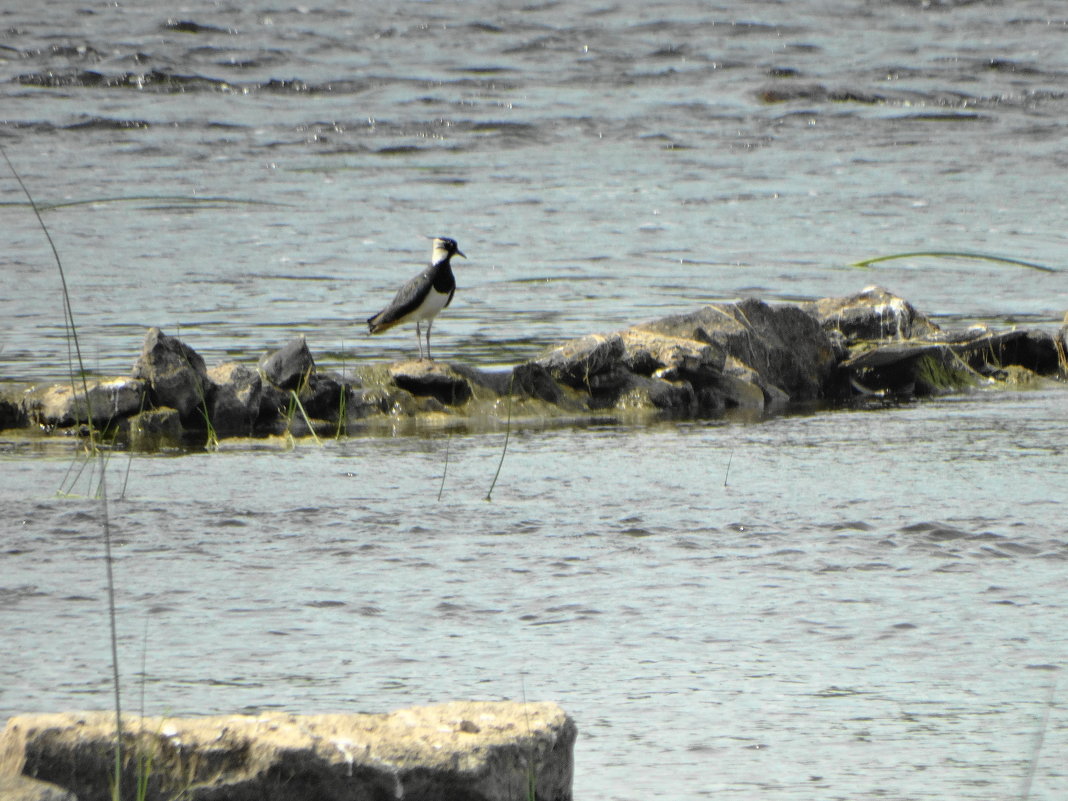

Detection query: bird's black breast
xmin=432 ymin=260 xmax=456 ymax=306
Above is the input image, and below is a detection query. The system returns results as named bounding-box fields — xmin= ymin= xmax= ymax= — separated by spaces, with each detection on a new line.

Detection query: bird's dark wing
xmin=367 ymin=266 xmax=432 ymax=332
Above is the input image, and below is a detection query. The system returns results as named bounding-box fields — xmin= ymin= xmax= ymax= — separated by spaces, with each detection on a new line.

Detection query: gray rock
xmin=810 ymin=285 xmax=941 ymax=342
xmin=534 ymin=334 xmax=627 ymax=392
xmin=0 ymin=388 xmax=28 ymax=432
xmin=638 ymin=297 xmax=837 ymax=402
xmin=259 ymin=336 xmax=314 ymax=390
xmin=26 ymin=377 xmax=146 ymax=429
xmin=618 ymin=328 xmax=726 ymax=384
xmin=298 ymin=371 xmax=348 ymax=419
xmin=0 ymin=774 xmax=76 ymax=801
xmin=949 ymin=329 xmax=1060 ymax=376
xmin=131 ymin=328 xmax=210 ymax=420
xmin=509 ymin=362 xmax=568 ymax=405
xmin=613 ymin=373 xmax=697 ymax=412
xmin=842 ymin=343 xmax=981 ymax=396
xmin=389 ymin=361 xmax=473 ymax=405
xmin=126 ymin=407 xmax=183 ymax=450
xmin=207 ymin=362 xmax=263 ymax=436
xmin=0 ymin=703 xmax=576 ymax=801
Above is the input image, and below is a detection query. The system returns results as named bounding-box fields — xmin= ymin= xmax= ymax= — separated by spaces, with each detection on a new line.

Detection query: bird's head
xmin=431 ymin=236 xmax=466 ymax=263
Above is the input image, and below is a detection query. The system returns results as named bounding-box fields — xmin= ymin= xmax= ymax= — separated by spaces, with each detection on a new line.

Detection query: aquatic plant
xmin=485 ymin=372 xmax=515 ymax=502
xmin=1 ymin=146 xmax=130 ymax=796
xmin=851 ymin=250 xmax=1058 ymax=273
xmin=437 ymin=433 xmax=452 ymax=502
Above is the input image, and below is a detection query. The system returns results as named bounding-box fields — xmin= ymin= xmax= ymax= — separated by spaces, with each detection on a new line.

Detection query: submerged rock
xmin=125 ymin=407 xmax=184 ymax=450
xmin=0 ymin=702 xmax=577 ymax=801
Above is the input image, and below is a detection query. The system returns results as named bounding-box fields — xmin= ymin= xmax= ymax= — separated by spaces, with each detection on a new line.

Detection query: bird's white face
xmin=431 ymin=239 xmax=453 ymax=264
xmin=430 ymin=237 xmax=464 ymax=263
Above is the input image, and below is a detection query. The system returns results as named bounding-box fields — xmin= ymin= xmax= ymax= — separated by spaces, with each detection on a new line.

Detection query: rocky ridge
xmin=1 ymin=287 xmax=1064 ymax=446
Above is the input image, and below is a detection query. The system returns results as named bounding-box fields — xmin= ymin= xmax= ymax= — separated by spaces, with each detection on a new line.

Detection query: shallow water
xmin=4 ymin=387 xmax=1068 ymax=800
xmin=2 ymin=1 xmax=1068 ymax=799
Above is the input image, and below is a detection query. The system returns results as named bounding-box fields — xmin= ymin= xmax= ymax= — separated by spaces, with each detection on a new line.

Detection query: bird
xmin=366 ymin=237 xmax=466 ymax=360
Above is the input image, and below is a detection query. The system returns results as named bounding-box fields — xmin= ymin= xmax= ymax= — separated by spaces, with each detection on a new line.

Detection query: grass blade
xmin=851 ymin=250 xmax=1058 ymax=273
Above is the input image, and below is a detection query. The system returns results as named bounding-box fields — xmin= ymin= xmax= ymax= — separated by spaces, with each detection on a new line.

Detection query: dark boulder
xmin=298 ymin=371 xmax=348 ymax=419
xmin=126 ymin=406 xmax=184 ymax=449
xmin=208 ymin=362 xmax=263 ymax=436
xmin=534 ymin=334 xmax=628 ymax=393
xmin=260 ymin=336 xmax=315 ymax=390
xmin=950 ymin=329 xmax=1060 ymax=376
xmin=810 ymin=285 xmax=941 ymax=342
xmin=389 ymin=361 xmax=473 ymax=406
xmin=509 ymin=362 xmax=568 ymax=405
xmin=636 ymin=297 xmax=837 ymax=402
xmin=0 ymin=390 xmax=27 ymax=431
xmin=613 ymin=373 xmax=697 ymax=412
xmin=842 ymin=343 xmax=981 ymax=396
xmin=131 ymin=328 xmax=210 ymax=421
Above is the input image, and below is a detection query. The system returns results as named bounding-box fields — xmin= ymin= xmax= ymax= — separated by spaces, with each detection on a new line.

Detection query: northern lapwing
xmin=367 ymin=237 xmax=466 ymax=360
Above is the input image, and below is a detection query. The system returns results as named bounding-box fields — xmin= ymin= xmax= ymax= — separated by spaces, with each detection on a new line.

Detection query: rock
xmin=0 ymin=774 xmax=76 ymax=801
xmin=638 ymin=297 xmax=837 ymax=402
xmin=131 ymin=328 xmax=210 ymax=421
xmin=259 ymin=336 xmax=315 ymax=390
xmin=298 ymin=371 xmax=348 ymax=419
xmin=720 ymin=357 xmax=789 ymax=410
xmin=618 ymin=328 xmax=726 ymax=384
xmin=389 ymin=361 xmax=473 ymax=405
xmin=207 ymin=362 xmax=263 ymax=436
xmin=949 ymin=329 xmax=1060 ymax=376
xmin=0 ymin=702 xmax=576 ymax=801
xmin=811 ymin=285 xmax=941 ymax=342
xmin=0 ymin=389 xmax=28 ymax=432
xmin=1059 ymin=314 xmax=1068 ymax=376
xmin=843 ymin=343 xmax=981 ymax=396
xmin=256 ymin=381 xmax=290 ymax=428
xmin=126 ymin=407 xmax=184 ymax=449
xmin=534 ymin=334 xmax=627 ymax=393
xmin=26 ymin=377 xmax=146 ymax=429
xmin=613 ymin=373 xmax=697 ymax=412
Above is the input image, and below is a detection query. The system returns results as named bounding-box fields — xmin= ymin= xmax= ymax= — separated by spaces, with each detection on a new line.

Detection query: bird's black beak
xmin=456 ymin=249 xmax=467 ymax=259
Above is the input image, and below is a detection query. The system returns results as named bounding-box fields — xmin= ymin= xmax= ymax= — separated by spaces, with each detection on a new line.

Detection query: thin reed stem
xmin=851 ymin=250 xmax=1057 ymax=273
xmin=3 ymin=146 xmax=123 ymax=792
xmin=485 ymin=373 xmax=515 ymax=502
xmin=437 ymin=434 xmax=451 ymax=502
xmin=1 ymin=146 xmax=98 ymax=450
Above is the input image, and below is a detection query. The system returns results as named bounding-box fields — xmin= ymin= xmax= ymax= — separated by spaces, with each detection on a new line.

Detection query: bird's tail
xmin=367 ymin=313 xmax=396 ymax=334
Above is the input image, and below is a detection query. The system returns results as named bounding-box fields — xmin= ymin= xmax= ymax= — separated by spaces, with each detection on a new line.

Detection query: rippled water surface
xmin=2 ymin=1 xmax=1068 ymax=799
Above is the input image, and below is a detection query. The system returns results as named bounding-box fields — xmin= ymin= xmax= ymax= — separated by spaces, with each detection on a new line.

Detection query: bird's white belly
xmin=409 ymin=288 xmax=451 ymax=322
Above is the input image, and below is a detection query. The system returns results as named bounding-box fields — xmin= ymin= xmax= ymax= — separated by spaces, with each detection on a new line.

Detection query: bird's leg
xmin=416 ymin=322 xmax=425 ymax=360
xmin=425 ymin=320 xmax=434 ymax=361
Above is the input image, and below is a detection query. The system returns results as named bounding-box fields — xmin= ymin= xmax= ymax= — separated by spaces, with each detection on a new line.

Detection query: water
xmin=2 ymin=1 xmax=1068 ymax=799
